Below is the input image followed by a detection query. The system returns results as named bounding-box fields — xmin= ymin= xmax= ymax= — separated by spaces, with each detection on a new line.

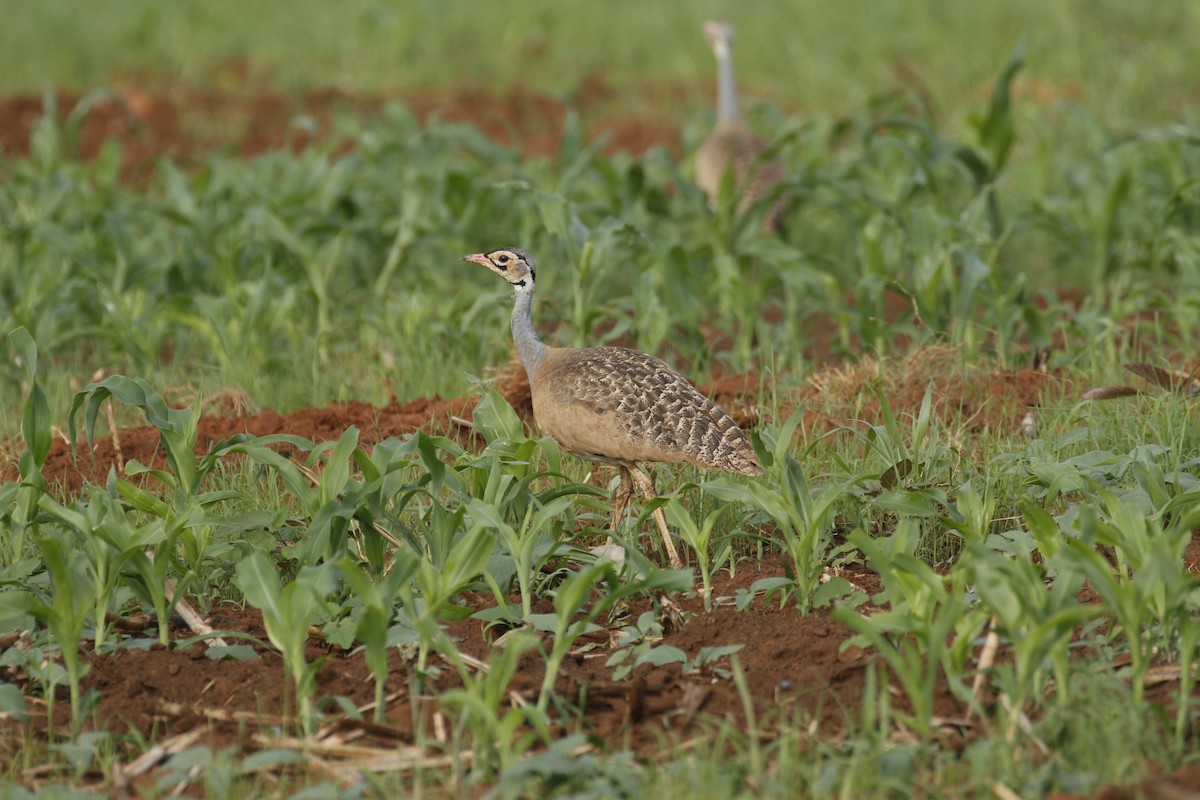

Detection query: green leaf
xmin=1021 ymin=500 xmax=1062 ymax=557
xmin=812 ymin=576 xmax=854 ymax=607
xmin=695 ymin=644 xmax=745 ymax=665
xmin=526 ymin=496 xmax=575 ymax=536
xmin=745 ymin=576 xmax=791 ymax=598
xmin=0 ymin=590 xmax=35 ymax=621
xmin=971 ymin=36 xmax=1025 ymax=174
xmin=0 ymin=558 xmax=40 ymax=583
xmin=442 ymin=526 xmax=497 ymax=593
xmin=524 ymin=613 xmax=560 ymax=633
xmin=437 ymin=603 xmax=475 ymax=622
xmin=234 ymin=552 xmax=287 ymax=651
xmin=472 ymin=385 xmax=524 ymax=444
xmin=697 ymin=477 xmax=754 ymax=503
xmin=319 ymin=427 xmax=360 ymax=506
xmin=0 ymin=682 xmax=29 ymax=723
xmin=10 ymin=328 xmax=51 ymax=470
xmin=205 ymin=645 xmax=260 ymax=661
xmin=873 ymin=490 xmax=941 ymax=517
xmin=9 ymin=327 xmax=38 ymax=379
xmin=636 ymin=645 xmax=687 ymax=667
xmin=466 ymin=497 xmax=514 ymax=535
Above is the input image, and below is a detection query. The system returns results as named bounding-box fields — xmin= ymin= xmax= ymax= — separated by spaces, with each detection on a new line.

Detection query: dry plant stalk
xmin=106 ymin=399 xmax=124 ymax=473
xmin=967 ymin=618 xmax=1001 ymax=722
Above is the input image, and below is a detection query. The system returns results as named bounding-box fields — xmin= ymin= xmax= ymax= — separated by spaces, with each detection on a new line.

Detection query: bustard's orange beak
xmin=461 ymin=253 xmax=490 ymax=266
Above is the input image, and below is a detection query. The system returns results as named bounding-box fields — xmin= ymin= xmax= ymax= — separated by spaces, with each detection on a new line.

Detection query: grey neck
xmin=715 ymin=42 xmax=741 ymax=122
xmin=510 ymin=285 xmax=546 ymax=383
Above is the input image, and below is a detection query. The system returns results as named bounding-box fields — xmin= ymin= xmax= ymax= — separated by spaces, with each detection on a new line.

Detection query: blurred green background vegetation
xmin=3 ymin=0 xmax=1197 ymax=127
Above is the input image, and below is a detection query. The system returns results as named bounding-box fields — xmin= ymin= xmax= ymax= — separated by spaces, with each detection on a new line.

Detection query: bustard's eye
xmin=496 ymin=254 xmax=511 ymax=269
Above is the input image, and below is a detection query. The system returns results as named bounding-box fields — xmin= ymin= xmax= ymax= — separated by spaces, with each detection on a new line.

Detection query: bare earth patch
xmin=73 ymin=554 xmax=884 ymax=748
xmin=0 ymin=76 xmax=681 ymax=183
xmin=4 ymin=555 xmax=905 ymax=792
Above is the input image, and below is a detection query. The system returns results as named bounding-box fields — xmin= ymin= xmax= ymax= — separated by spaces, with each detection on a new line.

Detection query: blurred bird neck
xmin=715 ymin=43 xmax=741 ymax=122
xmin=511 ymin=286 xmax=546 ymax=380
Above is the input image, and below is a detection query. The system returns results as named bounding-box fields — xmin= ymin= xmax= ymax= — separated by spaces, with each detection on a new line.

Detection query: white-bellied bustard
xmin=462 ymin=247 xmax=762 ymax=569
xmin=695 ymin=20 xmax=786 ymax=231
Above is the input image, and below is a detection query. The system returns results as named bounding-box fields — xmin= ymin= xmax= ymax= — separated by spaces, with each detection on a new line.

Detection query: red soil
xmin=0 ymin=77 xmax=680 ymax=183
xmin=73 ymin=554 xmax=886 ymax=753
xmin=2 ymin=359 xmax=1065 ymax=495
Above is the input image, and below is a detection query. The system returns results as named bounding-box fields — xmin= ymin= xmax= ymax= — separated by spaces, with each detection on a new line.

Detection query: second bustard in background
xmin=695 ymin=20 xmax=787 ymax=231
xmin=462 ymin=247 xmax=763 ymax=569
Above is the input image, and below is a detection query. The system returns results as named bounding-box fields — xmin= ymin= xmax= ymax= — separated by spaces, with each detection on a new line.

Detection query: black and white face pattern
xmin=461 ymin=248 xmax=537 ymax=289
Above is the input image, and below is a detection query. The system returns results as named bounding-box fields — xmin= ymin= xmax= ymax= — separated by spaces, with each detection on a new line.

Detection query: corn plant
xmin=220 ymin=427 xmax=442 ymax=571
xmin=234 ymin=553 xmax=335 ymax=736
xmin=421 ymin=388 xmax=604 ymax=619
xmin=394 ymin=524 xmax=496 ymax=684
xmin=3 ymin=328 xmax=51 ymax=566
xmin=959 ymin=38 xmax=1024 ymax=237
xmin=35 ymin=486 xmax=167 ymax=651
xmin=67 ymin=377 xmax=248 ymax=633
xmin=834 ymin=523 xmax=985 ymax=739
xmin=526 ymin=562 xmax=690 ymax=715
xmin=1171 ymin=598 xmax=1200 ymax=749
xmin=866 ymin=385 xmax=955 ymax=496
xmin=929 ymin=479 xmax=1000 ymax=546
xmin=71 ymin=378 xmax=398 ymax=581
xmin=264 ymin=426 xmax=368 ymax=565
xmin=718 ymin=407 xmax=869 ymax=610
xmin=70 ymin=376 xmax=225 ymax=504
xmin=663 ymin=497 xmax=727 ymax=611
xmin=963 ymin=541 xmax=1093 ymax=717
xmin=1053 ymin=481 xmax=1200 ymax=706
xmin=463 ymin=394 xmax=567 ymax=614
xmin=0 ymin=533 xmax=95 ymax=735
xmin=467 ymin=496 xmax=573 ymax=619
xmin=67 ymin=378 xmax=331 ymax=631
xmin=335 ymin=555 xmax=418 ymax=723
xmin=606 ymin=610 xmax=670 ymax=681
xmin=437 ymin=629 xmax=544 ymax=775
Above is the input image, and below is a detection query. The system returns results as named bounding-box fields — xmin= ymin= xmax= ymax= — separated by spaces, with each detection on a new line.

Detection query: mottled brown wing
xmin=535 ymin=347 xmax=762 ymax=475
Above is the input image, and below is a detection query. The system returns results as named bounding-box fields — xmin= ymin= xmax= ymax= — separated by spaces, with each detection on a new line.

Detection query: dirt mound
xmin=5 ymin=372 xmax=765 ymax=495
xmin=2 ymin=362 xmax=1071 ymax=495
xmin=791 ymin=351 xmax=1064 ymax=437
xmin=26 ymin=394 xmax=475 ymax=495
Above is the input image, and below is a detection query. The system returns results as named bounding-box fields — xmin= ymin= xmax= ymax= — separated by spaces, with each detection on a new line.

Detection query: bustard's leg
xmin=628 ymin=466 xmax=683 ymax=570
xmin=593 ymin=466 xmax=636 ymax=558
xmin=610 ymin=467 xmax=634 ymax=539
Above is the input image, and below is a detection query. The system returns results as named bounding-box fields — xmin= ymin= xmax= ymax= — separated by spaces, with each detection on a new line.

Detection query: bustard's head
xmin=462 ymin=247 xmax=536 ymax=290
xmin=703 ymin=20 xmax=735 ymax=57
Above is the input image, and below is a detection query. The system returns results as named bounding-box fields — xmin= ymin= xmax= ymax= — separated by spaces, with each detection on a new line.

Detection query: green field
xmin=2 ymin=3 xmax=1200 ymax=798
xmin=3 ymin=0 xmax=1199 ymax=127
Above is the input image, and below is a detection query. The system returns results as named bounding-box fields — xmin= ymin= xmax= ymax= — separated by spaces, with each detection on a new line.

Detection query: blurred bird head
xmin=703 ymin=20 xmax=736 ymax=56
